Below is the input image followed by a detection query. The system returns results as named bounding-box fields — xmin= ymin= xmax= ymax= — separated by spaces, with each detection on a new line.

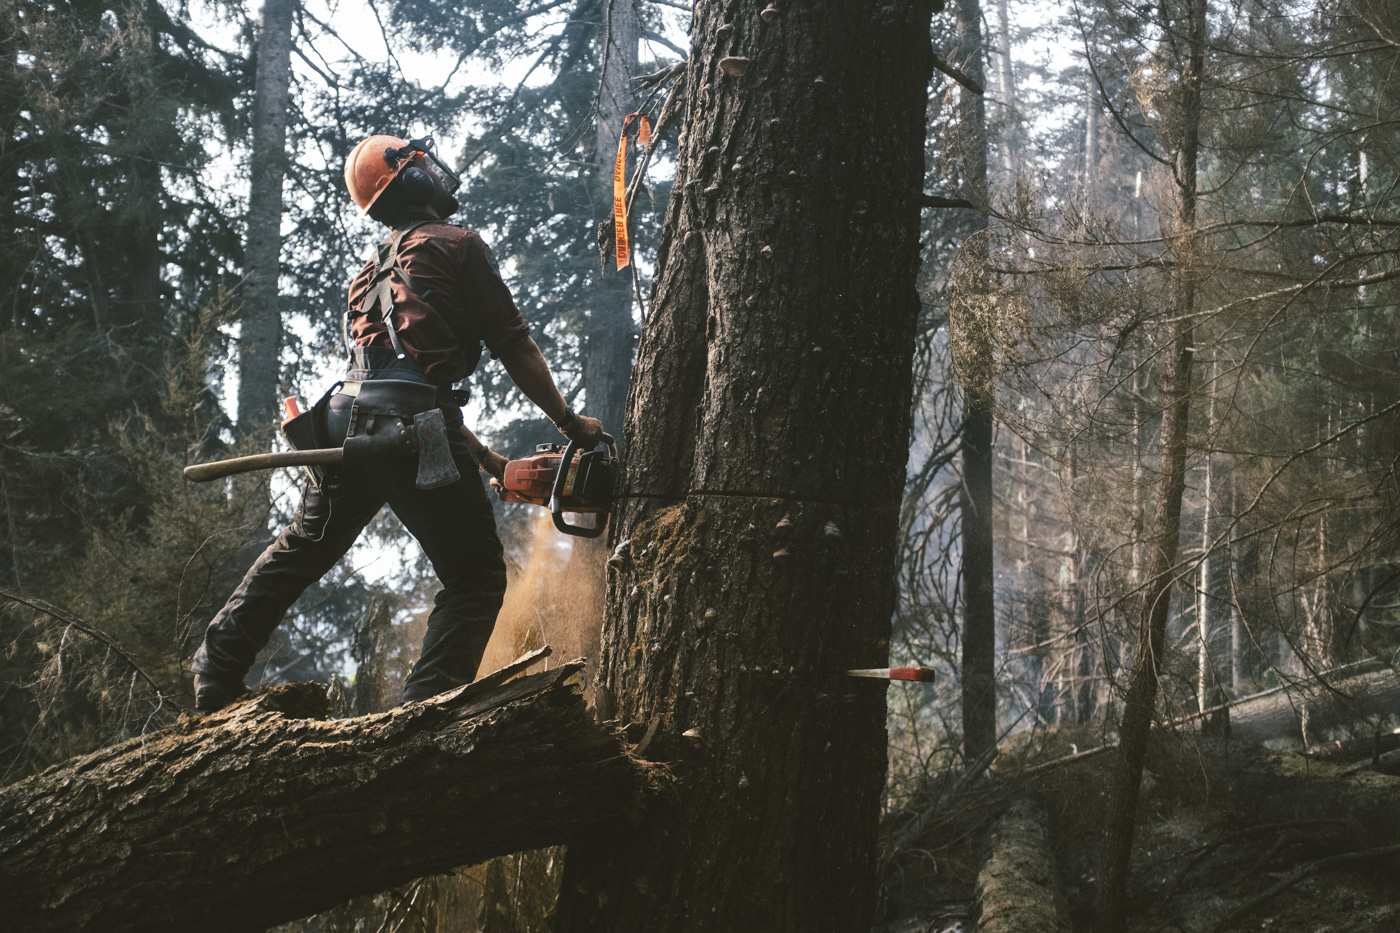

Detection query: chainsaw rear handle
xmin=551 ymin=433 xmax=616 ymax=537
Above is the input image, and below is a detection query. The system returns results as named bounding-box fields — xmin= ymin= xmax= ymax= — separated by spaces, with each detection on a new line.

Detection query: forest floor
xmin=879 ymin=745 xmax=1400 ymax=933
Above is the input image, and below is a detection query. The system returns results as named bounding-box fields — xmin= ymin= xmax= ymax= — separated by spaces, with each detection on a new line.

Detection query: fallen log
xmin=1154 ymin=738 xmax=1400 ymax=846
xmin=973 ymin=798 xmax=1071 ymax=933
xmin=0 ymin=660 xmax=660 ymax=933
xmin=1303 ymin=728 xmax=1400 ymax=764
xmin=1181 ymin=660 xmax=1400 ymax=746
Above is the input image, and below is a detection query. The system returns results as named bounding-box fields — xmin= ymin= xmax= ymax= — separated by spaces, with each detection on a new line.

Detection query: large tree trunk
xmin=236 ymin=0 xmax=294 ymax=440
xmin=951 ymin=0 xmax=998 ymax=766
xmin=569 ymin=0 xmax=643 ymax=667
xmin=1096 ymin=1 xmax=1208 ymax=928
xmin=555 ymin=3 xmax=933 ymax=929
xmin=0 ymin=663 xmax=656 ymax=933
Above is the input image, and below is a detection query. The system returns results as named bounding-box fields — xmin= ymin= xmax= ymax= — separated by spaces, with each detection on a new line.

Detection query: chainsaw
xmin=493 ymin=435 xmax=619 ymax=538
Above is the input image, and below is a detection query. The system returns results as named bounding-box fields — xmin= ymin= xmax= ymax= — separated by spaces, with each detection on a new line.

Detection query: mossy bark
xmin=975 ymin=799 xmax=1072 ymax=933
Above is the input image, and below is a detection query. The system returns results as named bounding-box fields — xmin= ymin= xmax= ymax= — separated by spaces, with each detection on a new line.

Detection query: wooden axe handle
xmin=183 ymin=448 xmax=345 ymax=483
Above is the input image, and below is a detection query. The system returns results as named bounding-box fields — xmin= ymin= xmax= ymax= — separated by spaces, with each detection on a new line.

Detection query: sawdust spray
xmin=473 ymin=509 xmax=607 ymax=694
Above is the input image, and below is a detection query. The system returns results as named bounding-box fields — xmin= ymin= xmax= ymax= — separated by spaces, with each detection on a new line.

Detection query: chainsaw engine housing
xmin=495 ymin=436 xmax=618 ymax=537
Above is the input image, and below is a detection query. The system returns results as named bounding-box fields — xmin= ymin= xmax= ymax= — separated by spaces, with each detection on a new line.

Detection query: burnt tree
xmin=557 ymin=2 xmax=934 ymax=929
xmin=0 ymin=662 xmax=657 ymax=932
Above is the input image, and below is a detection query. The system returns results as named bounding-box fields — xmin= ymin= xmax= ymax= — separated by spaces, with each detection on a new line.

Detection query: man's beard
xmin=432 ymin=189 xmax=460 ymax=218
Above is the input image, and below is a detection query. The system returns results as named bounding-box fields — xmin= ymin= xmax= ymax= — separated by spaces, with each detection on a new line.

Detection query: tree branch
xmin=0 ymin=589 xmax=168 ymax=701
xmin=921 ymin=193 xmax=977 ymax=210
xmin=931 ymin=50 xmax=985 ymax=95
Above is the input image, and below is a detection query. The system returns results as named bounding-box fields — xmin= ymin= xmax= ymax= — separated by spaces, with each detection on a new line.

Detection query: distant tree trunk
xmin=571 ymin=0 xmax=643 ymax=679
xmin=126 ymin=154 xmax=165 ymax=328
xmin=1129 ymin=355 xmax=1145 ymax=586
xmin=555 ymin=2 xmax=934 ymax=928
xmin=1229 ymin=475 xmax=1245 ymax=691
xmin=587 ymin=0 xmax=640 ymax=440
xmin=1083 ymin=74 xmax=1098 ymax=192
xmin=236 ymin=0 xmax=295 ymax=440
xmin=1197 ymin=357 xmax=1217 ymax=713
xmin=0 ymin=665 xmax=655 ymax=933
xmin=994 ymin=0 xmax=1021 ymax=179
xmin=952 ymin=0 xmax=998 ymax=768
xmin=1096 ymin=1 xmax=1207 ymax=928
xmin=0 ymin=15 xmax=19 ymax=334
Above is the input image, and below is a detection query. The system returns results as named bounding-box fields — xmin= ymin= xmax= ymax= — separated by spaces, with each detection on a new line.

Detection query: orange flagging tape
xmin=613 ymin=113 xmax=653 ymax=271
xmin=612 ymin=129 xmax=630 ymax=269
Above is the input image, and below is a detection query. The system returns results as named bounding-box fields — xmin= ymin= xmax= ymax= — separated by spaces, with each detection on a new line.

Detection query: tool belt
xmin=335 ymin=378 xmax=434 ymax=450
xmin=281 ymin=377 xmax=462 ymax=490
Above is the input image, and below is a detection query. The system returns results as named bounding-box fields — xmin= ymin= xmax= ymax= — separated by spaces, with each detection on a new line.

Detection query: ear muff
xmin=396 ymin=165 xmax=435 ymax=206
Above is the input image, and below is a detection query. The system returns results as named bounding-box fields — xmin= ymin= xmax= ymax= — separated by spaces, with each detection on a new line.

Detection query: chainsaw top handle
xmin=551 ymin=433 xmax=616 ymax=538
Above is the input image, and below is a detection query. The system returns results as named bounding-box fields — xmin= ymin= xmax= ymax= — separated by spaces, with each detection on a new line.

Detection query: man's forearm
xmin=459 ymin=424 xmax=488 ymax=456
xmin=498 ymin=337 xmax=570 ymax=424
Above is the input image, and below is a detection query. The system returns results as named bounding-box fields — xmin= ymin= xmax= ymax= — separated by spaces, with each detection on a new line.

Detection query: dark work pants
xmin=192 ymin=404 xmax=506 ymax=703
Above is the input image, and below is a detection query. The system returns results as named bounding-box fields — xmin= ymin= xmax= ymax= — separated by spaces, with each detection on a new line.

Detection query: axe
xmin=183 ymin=408 xmax=461 ymax=490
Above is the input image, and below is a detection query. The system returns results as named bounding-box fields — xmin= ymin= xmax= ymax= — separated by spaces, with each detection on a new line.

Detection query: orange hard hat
xmin=345 ymin=134 xmax=462 ymax=215
xmin=345 ymin=134 xmax=416 ymax=214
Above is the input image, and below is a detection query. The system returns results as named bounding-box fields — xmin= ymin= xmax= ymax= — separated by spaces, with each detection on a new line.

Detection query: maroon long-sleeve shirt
xmin=346 ymin=223 xmax=530 ymax=384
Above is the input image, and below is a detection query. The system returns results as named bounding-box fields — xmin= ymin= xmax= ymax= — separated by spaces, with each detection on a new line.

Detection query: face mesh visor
xmin=405 ymin=136 xmax=461 ymax=195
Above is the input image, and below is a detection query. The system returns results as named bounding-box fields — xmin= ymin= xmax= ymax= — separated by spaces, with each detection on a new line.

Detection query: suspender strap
xmin=344 ymin=220 xmax=436 ymax=359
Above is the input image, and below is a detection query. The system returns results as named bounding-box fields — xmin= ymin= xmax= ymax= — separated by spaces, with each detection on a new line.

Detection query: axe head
xmin=413 ymin=408 xmax=461 ymax=490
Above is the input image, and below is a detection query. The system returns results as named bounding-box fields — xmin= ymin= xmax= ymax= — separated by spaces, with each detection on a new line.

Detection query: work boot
xmin=193 ymin=673 xmax=249 ymax=712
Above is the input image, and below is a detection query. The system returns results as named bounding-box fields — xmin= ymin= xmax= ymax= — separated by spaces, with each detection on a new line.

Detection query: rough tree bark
xmin=1096 ymin=1 xmax=1208 ymax=928
xmin=951 ymin=0 xmax=998 ymax=767
xmin=236 ymin=0 xmax=294 ymax=439
xmin=0 ymin=663 xmax=657 ymax=933
xmin=555 ymin=2 xmax=933 ymax=929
